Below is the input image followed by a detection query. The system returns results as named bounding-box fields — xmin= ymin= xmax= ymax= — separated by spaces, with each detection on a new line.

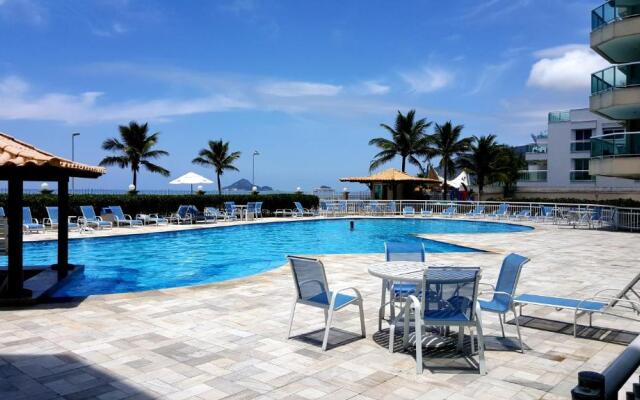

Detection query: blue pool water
xmin=10 ymin=218 xmax=531 ymax=297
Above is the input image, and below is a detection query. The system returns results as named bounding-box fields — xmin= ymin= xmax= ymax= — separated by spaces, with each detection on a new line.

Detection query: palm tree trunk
xmin=443 ymin=162 xmax=448 ymax=199
xmin=132 ymin=170 xmax=137 ymax=188
xmin=401 ymin=157 xmax=406 ymax=172
xmin=217 ymin=174 xmax=222 ymax=195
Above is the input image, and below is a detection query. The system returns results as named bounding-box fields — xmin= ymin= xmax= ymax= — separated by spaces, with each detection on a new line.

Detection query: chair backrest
xmin=474 ymin=205 xmax=484 ymax=213
xmin=22 ymin=207 xmax=33 ymax=224
xmin=542 ymin=206 xmax=553 ymax=216
xmin=46 ymin=206 xmax=59 ymax=223
xmin=0 ymin=207 xmax=5 ymax=217
xmin=609 ymin=271 xmax=640 ymax=308
xmin=448 ymin=206 xmax=457 ymax=213
xmin=294 ymin=202 xmax=304 ymax=212
xmin=204 ymin=207 xmax=219 ymax=216
xmin=80 ymin=205 xmax=98 ymax=221
xmin=385 ymin=241 xmax=426 ymax=262
xmin=109 ymin=205 xmax=126 ymax=219
xmin=403 ymin=206 xmax=414 ymax=214
xmin=421 ymin=267 xmax=481 ymax=321
xmin=224 ymin=202 xmax=236 ymax=213
xmin=176 ymin=205 xmax=190 ymax=218
xmin=288 ymin=255 xmax=330 ymax=304
xmin=255 ymin=202 xmax=263 ymax=212
xmin=497 ymin=203 xmax=508 ymax=214
xmin=388 ymin=201 xmax=396 ymax=212
xmin=493 ymin=253 xmax=529 ymax=307
xmin=338 ymin=200 xmax=347 ymax=211
xmin=319 ymin=200 xmax=328 ymax=210
xmin=592 ymin=207 xmax=602 ymax=220
xmin=246 ymin=202 xmax=256 ymax=212
xmin=186 ymin=205 xmax=200 ymax=216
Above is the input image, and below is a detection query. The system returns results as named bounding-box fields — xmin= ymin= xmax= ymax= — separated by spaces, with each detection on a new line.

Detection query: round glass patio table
xmin=367 ymin=261 xmax=428 ymax=283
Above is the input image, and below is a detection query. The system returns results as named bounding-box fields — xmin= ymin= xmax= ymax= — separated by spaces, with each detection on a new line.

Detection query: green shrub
xmin=0 ymin=193 xmax=319 ymax=220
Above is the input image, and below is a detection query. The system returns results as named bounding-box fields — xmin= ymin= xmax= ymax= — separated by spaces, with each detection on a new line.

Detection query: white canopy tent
xmin=447 ymin=171 xmax=470 ymax=191
xmin=169 ymin=172 xmax=213 ymax=193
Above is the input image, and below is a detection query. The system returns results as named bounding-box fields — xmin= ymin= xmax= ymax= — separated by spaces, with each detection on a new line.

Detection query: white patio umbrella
xmin=169 ymin=172 xmax=213 ymax=194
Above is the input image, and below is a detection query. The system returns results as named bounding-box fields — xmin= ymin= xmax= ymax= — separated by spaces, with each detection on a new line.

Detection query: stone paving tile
xmin=3 ymin=218 xmax=640 ymax=399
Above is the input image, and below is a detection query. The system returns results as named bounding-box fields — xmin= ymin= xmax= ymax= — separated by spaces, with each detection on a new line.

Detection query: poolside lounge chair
xmin=514 ymin=271 xmax=640 ymax=337
xmin=509 ymin=209 xmax=531 ymax=221
xmin=44 ymin=206 xmax=80 ymax=231
xmin=479 ymin=253 xmax=530 ymax=353
xmin=386 ymin=201 xmax=397 ymax=215
xmin=489 ymin=203 xmax=509 ymax=219
xmin=109 ymin=206 xmax=144 ymax=227
xmin=466 ymin=205 xmax=485 ymax=218
xmin=255 ymin=201 xmax=263 ymax=218
xmin=287 ymin=255 xmax=366 ymax=351
xmin=167 ymin=205 xmax=193 ymax=224
xmin=223 ymin=202 xmax=238 ymax=221
xmin=293 ymin=202 xmax=314 ymax=217
xmin=380 ymin=241 xmax=425 ymax=329
xmin=22 ymin=207 xmax=44 ymax=233
xmin=441 ymin=205 xmax=457 ymax=217
xmin=79 ymin=206 xmax=112 ymax=230
xmin=537 ymin=206 xmax=555 ymax=223
xmin=135 ymin=213 xmax=169 ymax=225
xmin=420 ymin=209 xmax=433 ymax=217
xmin=403 ymin=267 xmax=486 ymax=374
xmin=402 ymin=206 xmax=415 ymax=217
xmin=204 ymin=207 xmax=221 ymax=222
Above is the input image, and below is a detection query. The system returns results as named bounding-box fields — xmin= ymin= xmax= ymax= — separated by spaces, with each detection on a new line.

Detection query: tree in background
xmin=496 ymin=146 xmax=526 ymax=198
xmin=428 ymin=121 xmax=471 ymax=198
xmin=99 ymin=121 xmax=170 ymax=188
xmin=368 ymin=110 xmax=432 ymax=172
xmin=457 ymin=135 xmax=502 ymax=201
xmin=192 ymin=140 xmax=241 ymax=195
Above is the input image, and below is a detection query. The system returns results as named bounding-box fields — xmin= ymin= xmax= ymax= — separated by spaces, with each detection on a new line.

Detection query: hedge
xmin=0 ymin=193 xmax=319 ymax=220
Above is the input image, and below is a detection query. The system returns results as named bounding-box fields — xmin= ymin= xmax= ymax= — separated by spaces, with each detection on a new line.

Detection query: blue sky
xmin=1 ymin=0 xmax=607 ymax=192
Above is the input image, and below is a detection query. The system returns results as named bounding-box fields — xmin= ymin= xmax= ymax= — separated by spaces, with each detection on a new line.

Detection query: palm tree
xmin=457 ymin=135 xmax=502 ymax=201
xmin=192 ymin=140 xmax=241 ymax=194
xmin=368 ymin=110 xmax=432 ymax=172
xmin=495 ymin=146 xmax=526 ymax=198
xmin=429 ymin=121 xmax=472 ymax=198
xmin=99 ymin=121 xmax=170 ymax=188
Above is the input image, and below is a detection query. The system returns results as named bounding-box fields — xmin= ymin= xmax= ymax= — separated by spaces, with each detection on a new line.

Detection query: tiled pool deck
xmin=2 ymin=217 xmax=640 ymax=399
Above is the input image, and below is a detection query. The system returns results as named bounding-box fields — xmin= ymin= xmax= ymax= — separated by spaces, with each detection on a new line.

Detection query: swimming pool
xmin=12 ymin=218 xmax=531 ymax=297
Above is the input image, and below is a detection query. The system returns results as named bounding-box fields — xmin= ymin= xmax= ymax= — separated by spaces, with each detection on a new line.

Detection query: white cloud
xmin=0 ymin=75 xmax=252 ymax=123
xmin=258 ymin=81 xmax=343 ymax=97
xmin=400 ymin=66 xmax=454 ymax=93
xmin=527 ymin=44 xmax=609 ymax=91
xmin=360 ymin=81 xmax=390 ymax=95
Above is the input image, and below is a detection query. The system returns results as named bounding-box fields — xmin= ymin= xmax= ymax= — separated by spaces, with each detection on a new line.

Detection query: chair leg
xmin=358 ymin=299 xmax=366 ymax=339
xmin=287 ymin=299 xmax=297 ymax=339
xmin=322 ymin=306 xmax=335 ymax=352
xmin=457 ymin=325 xmax=464 ymax=352
xmin=403 ymin=304 xmax=411 ymax=349
xmin=323 ymin=309 xmax=328 ymax=323
xmin=498 ymin=313 xmax=505 ymax=338
xmin=415 ymin=318 xmax=423 ymax=374
xmin=513 ymin=308 xmax=524 ymax=354
xmin=470 ymin=327 xmax=475 ymax=354
xmin=379 ymin=281 xmax=386 ymax=331
xmin=476 ymin=320 xmax=487 ymax=375
xmin=388 ymin=319 xmax=396 ymax=353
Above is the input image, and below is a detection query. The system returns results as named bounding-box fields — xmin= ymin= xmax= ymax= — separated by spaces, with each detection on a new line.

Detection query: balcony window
xmin=592 ymin=62 xmax=640 ymax=95
xmin=591 ymin=131 xmax=640 ymax=158
xmin=548 ymin=111 xmax=570 ymax=122
xmin=518 ymin=170 xmax=547 ymax=182
xmin=571 ymin=159 xmax=594 ymax=182
xmin=591 ymin=1 xmax=640 ymax=30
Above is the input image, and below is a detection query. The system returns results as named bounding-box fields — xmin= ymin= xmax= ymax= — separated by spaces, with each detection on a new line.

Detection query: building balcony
xmin=518 ymin=170 xmax=547 ymax=183
xmin=590 ymin=131 xmax=640 ymax=178
xmin=570 ymin=171 xmax=596 ymax=182
xmin=571 ymin=141 xmax=592 ymax=153
xmin=590 ymin=62 xmax=640 ymax=120
xmin=548 ymin=110 xmax=570 ymax=123
xmin=591 ymin=1 xmax=640 ymax=63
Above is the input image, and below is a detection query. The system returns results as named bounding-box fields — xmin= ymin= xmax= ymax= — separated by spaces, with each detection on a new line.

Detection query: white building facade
xmin=505 ymin=108 xmax=640 ymax=200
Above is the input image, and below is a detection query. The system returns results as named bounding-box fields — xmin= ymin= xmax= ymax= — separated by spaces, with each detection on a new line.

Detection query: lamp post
xmin=71 ymin=133 xmax=80 ymax=193
xmin=252 ymin=150 xmax=260 ymax=186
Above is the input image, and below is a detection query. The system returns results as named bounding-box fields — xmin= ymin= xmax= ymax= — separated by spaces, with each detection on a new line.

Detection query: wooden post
xmin=6 ymin=178 xmax=24 ymax=296
xmin=56 ymin=177 xmax=69 ymax=279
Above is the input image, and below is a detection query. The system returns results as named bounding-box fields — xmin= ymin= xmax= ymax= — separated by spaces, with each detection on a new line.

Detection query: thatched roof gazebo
xmin=0 ymin=133 xmax=105 ymax=299
xmin=339 ymin=168 xmax=440 ymax=200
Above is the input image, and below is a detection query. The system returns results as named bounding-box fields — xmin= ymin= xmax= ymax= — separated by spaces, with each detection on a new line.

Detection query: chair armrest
xmin=478 ymin=282 xmax=496 ymax=291
xmin=43 ymin=218 xmax=51 ymax=225
xmin=124 ymin=214 xmax=133 ymax=220
xmin=404 ymin=294 xmax=422 ymax=315
xmin=32 ymin=218 xmax=39 ymax=223
xmin=333 ymin=286 xmax=364 ymax=300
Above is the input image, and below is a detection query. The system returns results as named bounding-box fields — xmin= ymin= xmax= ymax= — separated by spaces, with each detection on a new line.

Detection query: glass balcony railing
xmin=526 ymin=144 xmax=547 ymax=154
xmin=548 ymin=111 xmax=570 ymax=122
xmin=570 ymin=171 xmax=595 ymax=182
xmin=591 ymin=62 xmax=640 ymax=94
xmin=591 ymin=131 xmax=640 ymax=158
xmin=592 ymin=1 xmax=640 ymax=30
xmin=571 ymin=141 xmax=592 ymax=153
xmin=518 ymin=170 xmax=548 ymax=182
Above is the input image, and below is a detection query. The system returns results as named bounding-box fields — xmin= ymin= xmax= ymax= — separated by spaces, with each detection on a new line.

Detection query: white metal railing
xmin=315 ymin=199 xmax=640 ymax=232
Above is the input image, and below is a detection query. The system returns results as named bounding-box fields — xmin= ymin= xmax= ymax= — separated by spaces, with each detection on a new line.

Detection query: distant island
xmin=223 ymin=178 xmax=273 ymax=191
